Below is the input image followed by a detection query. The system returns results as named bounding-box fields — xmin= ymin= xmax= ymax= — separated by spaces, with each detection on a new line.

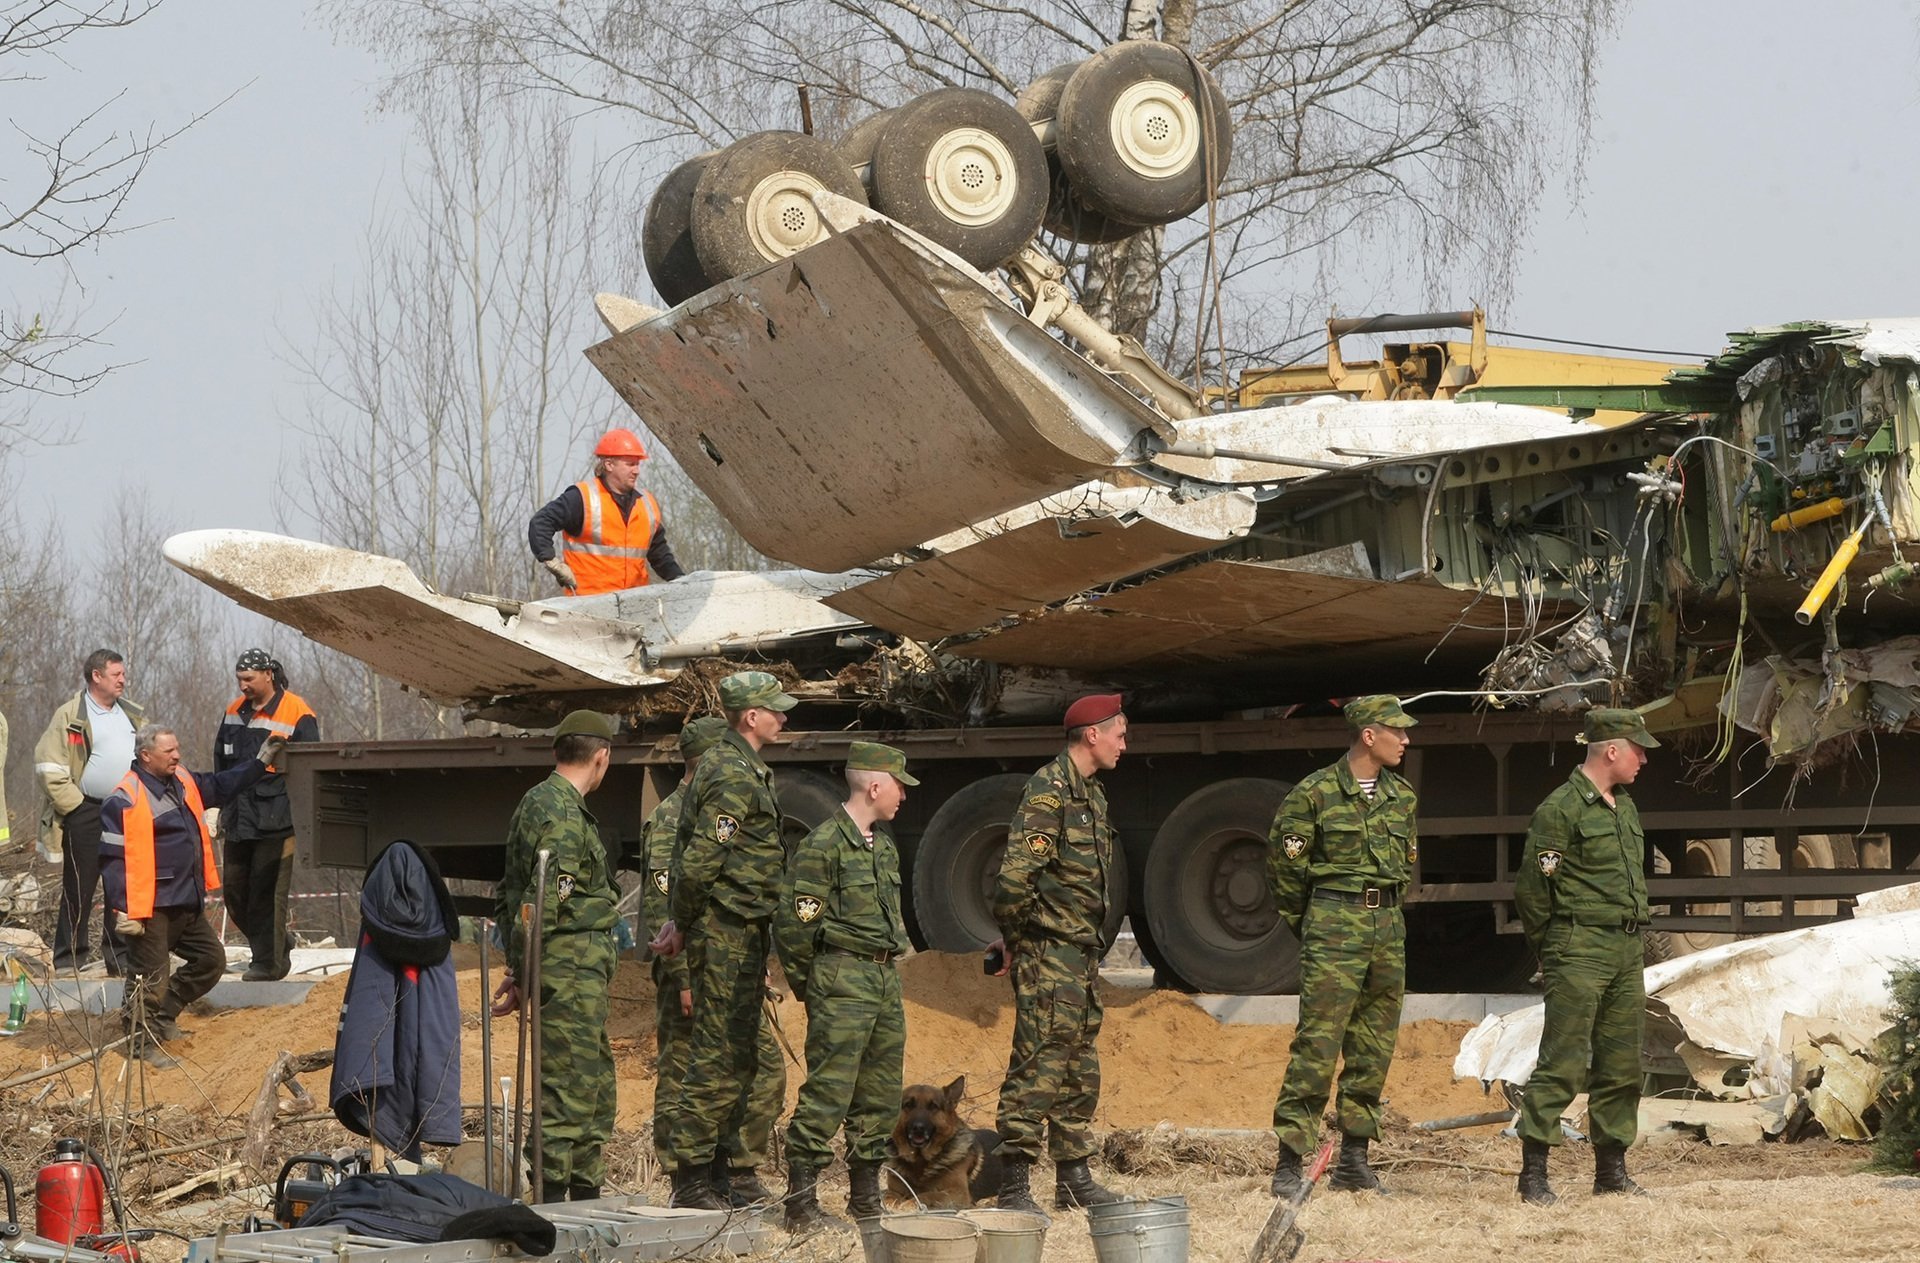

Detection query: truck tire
xmin=1055 ymin=41 xmax=1232 ymax=227
xmin=911 ymin=773 xmax=1128 ymax=953
xmin=775 ymin=768 xmax=844 ymax=850
xmin=1142 ymin=778 xmax=1299 ymax=994
xmin=835 ymin=107 xmax=900 ymax=191
xmin=690 ymin=130 xmax=868 ymax=282
xmin=642 ymin=153 xmax=717 ymax=306
xmin=1016 ymin=62 xmax=1147 ymax=245
xmin=869 ymin=88 xmax=1049 ymax=269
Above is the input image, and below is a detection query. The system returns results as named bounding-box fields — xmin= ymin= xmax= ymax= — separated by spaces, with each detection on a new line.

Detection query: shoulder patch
xmin=1026 ymin=832 xmax=1055 ymax=860
xmin=715 ymin=813 xmax=739 ymax=843
xmin=652 ymin=869 xmax=670 ymax=894
xmin=1028 ymin=793 xmax=1062 ymax=812
xmin=556 ymin=873 xmax=576 ymax=902
xmin=794 ymin=894 xmax=824 ymax=923
xmin=1537 ymin=850 xmax=1563 ymax=876
xmin=1281 ymin=833 xmax=1309 ymax=861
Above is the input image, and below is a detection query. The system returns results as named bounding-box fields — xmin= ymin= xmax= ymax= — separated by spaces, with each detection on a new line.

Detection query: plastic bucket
xmin=959 ymin=1208 xmax=1049 ymax=1263
xmin=883 ymin=1213 xmax=982 ymax=1263
xmin=1086 ymin=1196 xmax=1190 ymax=1263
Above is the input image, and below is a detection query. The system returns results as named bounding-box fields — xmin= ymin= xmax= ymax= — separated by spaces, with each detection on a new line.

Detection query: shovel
xmin=1247 ymin=1135 xmax=1337 ymax=1263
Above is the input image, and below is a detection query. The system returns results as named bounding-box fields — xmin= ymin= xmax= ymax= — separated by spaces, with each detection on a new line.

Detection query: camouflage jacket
xmin=992 ymin=750 xmax=1112 ymax=951
xmin=642 ymin=783 xmax=691 ymax=990
xmin=1513 ymin=768 xmax=1648 ymax=950
xmin=494 ymin=772 xmax=618 ymax=969
xmin=671 ymin=728 xmax=782 ymax=925
xmin=1268 ymin=757 xmax=1418 ymax=938
xmin=775 ymin=807 xmax=906 ymax=1001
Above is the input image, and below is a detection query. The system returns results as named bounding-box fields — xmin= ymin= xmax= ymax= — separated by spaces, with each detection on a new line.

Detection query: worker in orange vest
xmin=528 ymin=428 xmax=686 ymax=595
xmin=101 ymin=724 xmax=282 ymax=1067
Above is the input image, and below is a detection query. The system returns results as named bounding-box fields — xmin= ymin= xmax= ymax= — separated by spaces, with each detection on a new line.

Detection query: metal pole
xmin=509 ymin=900 xmax=532 ymax=1202
xmin=477 ymin=918 xmax=495 ymax=1193
xmin=528 ymin=849 xmax=551 ymax=1202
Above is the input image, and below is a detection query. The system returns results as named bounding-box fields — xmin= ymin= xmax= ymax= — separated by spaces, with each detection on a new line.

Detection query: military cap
xmin=553 ymin=709 xmax=617 ymax=742
xmin=719 ymin=669 xmax=797 ymax=712
xmin=1580 ymin=707 xmax=1661 ymax=749
xmin=846 ymin=740 xmax=919 ymax=786
xmin=1063 ymin=693 xmax=1124 ymax=729
xmin=1344 ymin=695 xmax=1417 ymax=729
xmin=678 ymin=715 xmax=729 ymax=761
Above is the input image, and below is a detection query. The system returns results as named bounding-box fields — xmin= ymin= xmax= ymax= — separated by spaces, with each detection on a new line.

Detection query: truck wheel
xmin=690 ymin=130 xmax=868 ymax=282
xmin=835 ymin=107 xmax=899 ymax=191
xmin=642 ymin=153 xmax=717 ymax=307
xmin=775 ymin=768 xmax=844 ymax=850
xmin=1016 ymin=61 xmax=1146 ymax=245
xmin=910 ymin=773 xmax=1129 ymax=953
xmin=1142 ymin=778 xmax=1298 ymax=994
xmin=869 ymin=88 xmax=1049 ymax=269
xmin=1055 ymin=41 xmax=1232 ymax=227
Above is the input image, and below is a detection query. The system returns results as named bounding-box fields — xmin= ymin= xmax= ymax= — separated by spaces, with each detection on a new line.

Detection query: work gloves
xmin=115 ymin=912 xmax=146 ymax=938
xmin=542 ymin=558 xmax=579 ymax=592
xmin=257 ymin=736 xmax=287 ymax=768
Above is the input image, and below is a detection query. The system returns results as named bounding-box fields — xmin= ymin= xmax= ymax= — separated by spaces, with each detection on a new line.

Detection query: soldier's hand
xmin=984 ymin=937 xmax=1009 ymax=977
xmin=542 ymin=558 xmax=579 ymax=592
xmin=678 ymin=988 xmax=692 ymax=1018
xmin=490 ymin=974 xmax=521 ymax=1017
xmin=114 ymin=912 xmax=146 ymax=938
xmin=649 ymin=919 xmax=685 ymax=958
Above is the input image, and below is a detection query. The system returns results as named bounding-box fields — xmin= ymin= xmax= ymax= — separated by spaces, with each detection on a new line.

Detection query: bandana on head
xmin=236 ymin=648 xmax=288 ymax=690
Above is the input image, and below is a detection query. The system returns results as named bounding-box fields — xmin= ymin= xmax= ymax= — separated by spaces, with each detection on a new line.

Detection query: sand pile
xmin=0 ymin=947 xmax=1493 ymax=1132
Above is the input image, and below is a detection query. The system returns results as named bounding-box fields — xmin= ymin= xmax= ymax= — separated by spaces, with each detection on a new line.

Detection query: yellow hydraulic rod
xmin=1771 ymin=497 xmax=1847 ymax=533
xmin=1795 ymin=523 xmax=1869 ymax=625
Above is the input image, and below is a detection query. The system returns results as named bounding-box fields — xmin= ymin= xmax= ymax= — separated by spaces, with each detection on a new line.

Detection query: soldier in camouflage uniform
xmin=992 ymin=693 xmax=1128 ymax=1214
xmin=491 ymin=710 xmax=620 ymax=1202
xmin=649 ymin=671 xmax=794 ymax=1210
xmin=1513 ymin=707 xmax=1658 ymax=1206
xmin=1268 ymin=695 xmax=1418 ymax=1199
xmin=640 ymin=715 xmax=787 ymax=1206
xmin=774 ymin=742 xmax=916 ymax=1231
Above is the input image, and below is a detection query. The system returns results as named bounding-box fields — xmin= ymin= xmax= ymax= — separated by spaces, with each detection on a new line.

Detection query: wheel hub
xmin=1207 ymin=839 xmax=1272 ymax=939
xmin=1108 ymin=80 xmax=1201 ymax=180
xmin=922 ymin=126 xmax=1019 ymax=226
xmin=745 ymin=170 xmax=830 ymax=260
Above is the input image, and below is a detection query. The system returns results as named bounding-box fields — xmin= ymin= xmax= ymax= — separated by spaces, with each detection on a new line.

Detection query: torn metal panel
xmin=954 ymin=558 xmax=1527 ymax=671
xmin=824 ymin=483 xmax=1255 ymax=640
xmin=583 ymin=220 xmax=1176 ymax=573
xmin=162 ymin=530 xmax=867 ymax=707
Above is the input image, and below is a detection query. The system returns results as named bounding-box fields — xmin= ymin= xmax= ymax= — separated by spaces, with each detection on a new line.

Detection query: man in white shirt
xmin=35 ymin=650 xmax=142 ymax=975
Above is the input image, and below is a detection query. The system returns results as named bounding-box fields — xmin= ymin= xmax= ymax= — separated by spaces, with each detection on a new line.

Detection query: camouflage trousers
xmin=788 ymin=953 xmax=906 ymax=1167
xmin=659 ymin=909 xmax=773 ymax=1170
xmin=1271 ymin=898 xmax=1405 ymax=1157
xmin=534 ymin=930 xmax=618 ymax=1191
xmin=652 ymin=956 xmax=788 ymax=1169
xmin=1518 ymin=920 xmax=1645 ymax=1149
xmin=996 ymin=939 xmax=1102 ymax=1163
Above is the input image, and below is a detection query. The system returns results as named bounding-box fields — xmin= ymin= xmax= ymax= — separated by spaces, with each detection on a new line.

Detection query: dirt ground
xmin=0 ymin=947 xmax=1909 ymax=1262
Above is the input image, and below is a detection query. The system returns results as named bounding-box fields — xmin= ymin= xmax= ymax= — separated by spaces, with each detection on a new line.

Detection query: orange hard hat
xmin=594 ymin=428 xmax=647 ymax=460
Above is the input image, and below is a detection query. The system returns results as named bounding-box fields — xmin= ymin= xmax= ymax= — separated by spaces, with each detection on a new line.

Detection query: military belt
xmin=1313 ymin=885 xmax=1401 ymax=909
xmin=1555 ymin=912 xmax=1646 ymax=933
xmin=822 ymin=943 xmax=897 ymax=964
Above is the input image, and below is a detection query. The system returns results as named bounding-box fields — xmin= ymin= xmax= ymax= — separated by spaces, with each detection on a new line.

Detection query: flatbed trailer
xmin=289 ymin=710 xmax=1919 ymax=995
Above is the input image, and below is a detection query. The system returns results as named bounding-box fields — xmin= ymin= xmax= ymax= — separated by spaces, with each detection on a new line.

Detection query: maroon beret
xmin=1063 ymin=693 xmax=1124 ymax=729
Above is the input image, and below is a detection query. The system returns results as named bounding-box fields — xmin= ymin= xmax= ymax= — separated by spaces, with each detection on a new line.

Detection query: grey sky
xmin=14 ymin=0 xmax=1920 ymax=540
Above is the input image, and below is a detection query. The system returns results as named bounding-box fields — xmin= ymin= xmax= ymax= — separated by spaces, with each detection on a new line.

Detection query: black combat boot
xmin=707 ymin=1155 xmax=733 ymax=1206
xmin=1054 ymin=1157 xmax=1123 ymax=1210
xmin=996 ymin=1157 xmax=1041 ymax=1213
xmin=1326 ymin=1133 xmax=1386 ymax=1194
xmin=670 ymin=1164 xmax=730 ymax=1211
xmin=1517 ymin=1138 xmax=1557 ymax=1206
xmin=1592 ymin=1145 xmax=1647 ymax=1197
xmin=846 ymin=1159 xmax=885 ymax=1219
xmin=783 ymin=1164 xmax=850 ymax=1232
xmin=1270 ymin=1143 xmax=1303 ymax=1198
xmin=729 ymin=1166 xmax=774 ymax=1207
xmin=566 ymin=1182 xmax=601 ymax=1203
xmin=539 ymin=1182 xmax=570 ymax=1205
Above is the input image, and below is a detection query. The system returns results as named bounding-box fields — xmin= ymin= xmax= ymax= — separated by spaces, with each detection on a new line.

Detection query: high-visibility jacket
xmin=216 ymin=690 xmax=319 ymax=839
xmin=560 ymin=478 xmax=661 ymax=594
xmin=109 ymin=769 xmax=220 ymax=919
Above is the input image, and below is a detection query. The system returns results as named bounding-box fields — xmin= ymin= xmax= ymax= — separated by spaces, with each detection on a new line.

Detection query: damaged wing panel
xmin=583 ymin=221 xmax=1176 ymax=574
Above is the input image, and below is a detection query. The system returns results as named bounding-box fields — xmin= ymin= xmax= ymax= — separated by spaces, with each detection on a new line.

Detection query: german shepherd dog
xmin=886 ymin=1076 xmax=1003 ymax=1209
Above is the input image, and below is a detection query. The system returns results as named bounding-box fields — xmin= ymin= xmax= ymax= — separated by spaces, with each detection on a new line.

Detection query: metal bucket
xmin=1086 ymin=1196 xmax=1190 ymax=1263
xmin=959 ymin=1208 xmax=1049 ymax=1263
xmin=859 ymin=1215 xmax=891 ymax=1263
xmin=883 ymin=1213 xmax=982 ymax=1263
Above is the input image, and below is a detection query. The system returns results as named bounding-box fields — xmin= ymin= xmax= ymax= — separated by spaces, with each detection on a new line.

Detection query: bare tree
xmin=318 ymin=0 xmax=1623 ymax=380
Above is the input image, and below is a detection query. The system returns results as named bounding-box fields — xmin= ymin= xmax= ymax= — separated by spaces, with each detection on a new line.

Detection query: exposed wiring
xmin=1485 ymin=327 xmax=1714 ymax=359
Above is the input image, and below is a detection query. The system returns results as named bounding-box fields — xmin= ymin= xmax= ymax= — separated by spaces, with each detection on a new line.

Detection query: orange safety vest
xmin=222 ymin=691 xmax=317 ymax=772
xmin=114 ymin=770 xmax=220 ymax=919
xmin=560 ymin=479 xmax=661 ymax=594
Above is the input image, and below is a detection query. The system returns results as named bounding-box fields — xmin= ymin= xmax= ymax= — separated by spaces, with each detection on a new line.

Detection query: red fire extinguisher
xmin=36 ymin=1139 xmax=108 ymax=1243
